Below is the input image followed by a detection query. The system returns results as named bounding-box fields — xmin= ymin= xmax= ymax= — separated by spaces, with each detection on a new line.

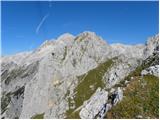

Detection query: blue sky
xmin=2 ymin=1 xmax=159 ymax=55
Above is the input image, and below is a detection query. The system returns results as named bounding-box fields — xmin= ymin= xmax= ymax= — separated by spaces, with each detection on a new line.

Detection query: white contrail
xmin=36 ymin=14 xmax=49 ymax=34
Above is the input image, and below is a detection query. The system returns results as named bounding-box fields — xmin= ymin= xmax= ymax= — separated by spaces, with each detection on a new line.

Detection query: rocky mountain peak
xmin=75 ymin=31 xmax=105 ymax=43
xmin=143 ymin=34 xmax=159 ymax=59
xmin=79 ymin=31 xmax=96 ymax=36
xmin=40 ymin=40 xmax=55 ymax=48
xmin=146 ymin=34 xmax=159 ymax=45
xmin=57 ymin=33 xmax=75 ymax=41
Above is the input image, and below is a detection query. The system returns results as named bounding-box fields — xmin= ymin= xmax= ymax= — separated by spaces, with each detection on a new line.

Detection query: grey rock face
xmin=79 ymin=88 xmax=108 ymax=119
xmin=141 ymin=65 xmax=159 ymax=77
xmin=103 ymin=57 xmax=139 ymax=89
xmin=1 ymin=32 xmax=158 ymax=119
xmin=143 ymin=34 xmax=159 ymax=59
xmin=13 ymin=31 xmax=112 ymax=119
xmin=1 ymin=61 xmax=39 ymax=119
xmin=79 ymin=87 xmax=123 ymax=119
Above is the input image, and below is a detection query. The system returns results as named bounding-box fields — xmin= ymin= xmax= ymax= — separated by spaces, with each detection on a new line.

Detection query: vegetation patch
xmin=1 ymin=86 xmax=25 ymax=115
xmin=105 ymin=75 xmax=159 ymax=119
xmin=1 ymin=92 xmax=11 ymax=114
xmin=1 ymin=70 xmax=9 ymax=82
xmin=4 ymin=67 xmax=25 ymax=85
xmin=66 ymin=59 xmax=114 ymax=118
xmin=31 ymin=113 xmax=44 ymax=119
xmin=62 ymin=46 xmax=67 ymax=61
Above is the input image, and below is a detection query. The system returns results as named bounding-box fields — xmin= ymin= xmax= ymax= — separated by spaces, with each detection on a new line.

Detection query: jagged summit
xmin=57 ymin=33 xmax=75 ymax=41
xmin=40 ymin=40 xmax=55 ymax=48
xmin=53 ymin=31 xmax=98 ymax=40
xmin=75 ymin=31 xmax=103 ymax=41
xmin=78 ymin=31 xmax=96 ymax=36
xmin=37 ymin=31 xmax=107 ymax=52
xmin=71 ymin=31 xmax=108 ymax=46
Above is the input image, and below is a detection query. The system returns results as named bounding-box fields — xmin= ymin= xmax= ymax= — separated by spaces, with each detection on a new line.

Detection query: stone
xmin=125 ymin=80 xmax=129 ymax=84
xmin=136 ymin=115 xmax=143 ymax=119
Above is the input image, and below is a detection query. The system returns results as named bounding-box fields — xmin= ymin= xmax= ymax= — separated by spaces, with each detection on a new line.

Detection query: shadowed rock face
xmin=1 ymin=32 xmax=159 ymax=119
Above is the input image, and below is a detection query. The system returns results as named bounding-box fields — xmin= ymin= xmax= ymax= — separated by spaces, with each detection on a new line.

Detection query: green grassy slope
xmin=105 ymin=75 xmax=158 ymax=119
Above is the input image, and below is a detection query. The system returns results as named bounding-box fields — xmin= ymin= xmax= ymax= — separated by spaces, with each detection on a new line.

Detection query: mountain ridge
xmin=1 ymin=31 xmax=159 ymax=119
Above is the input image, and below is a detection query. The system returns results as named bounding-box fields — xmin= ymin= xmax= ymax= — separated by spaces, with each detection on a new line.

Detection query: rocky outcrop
xmin=143 ymin=34 xmax=159 ymax=59
xmin=79 ymin=87 xmax=123 ymax=119
xmin=79 ymin=88 xmax=108 ymax=119
xmin=103 ymin=56 xmax=139 ymax=89
xmin=141 ymin=65 xmax=159 ymax=77
xmin=110 ymin=87 xmax=123 ymax=106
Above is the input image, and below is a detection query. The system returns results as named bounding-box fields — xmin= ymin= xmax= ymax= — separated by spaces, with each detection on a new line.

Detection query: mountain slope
xmin=105 ymin=50 xmax=159 ymax=119
xmin=1 ymin=32 xmax=159 ymax=119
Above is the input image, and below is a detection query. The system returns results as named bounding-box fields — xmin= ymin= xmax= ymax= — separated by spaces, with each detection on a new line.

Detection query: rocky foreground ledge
xmin=1 ymin=32 xmax=159 ymax=119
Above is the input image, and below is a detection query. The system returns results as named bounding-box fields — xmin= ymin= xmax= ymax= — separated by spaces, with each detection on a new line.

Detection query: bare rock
xmin=79 ymin=88 xmax=108 ymax=119
xmin=141 ymin=65 xmax=159 ymax=77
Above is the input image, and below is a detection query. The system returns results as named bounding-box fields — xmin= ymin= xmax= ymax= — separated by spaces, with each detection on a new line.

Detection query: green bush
xmin=31 ymin=113 xmax=44 ymax=119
